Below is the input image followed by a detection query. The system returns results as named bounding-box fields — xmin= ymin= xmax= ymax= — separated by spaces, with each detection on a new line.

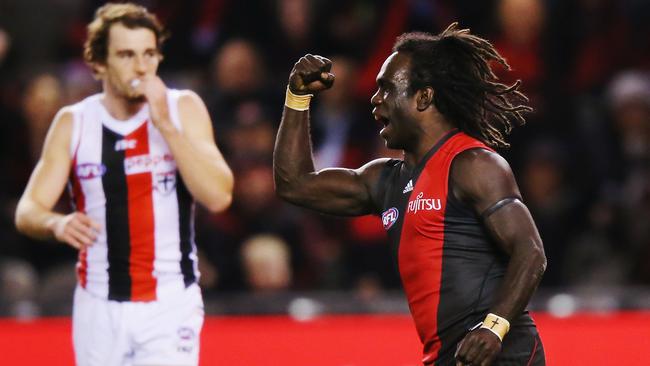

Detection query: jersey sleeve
xmin=369 ymin=159 xmax=400 ymax=215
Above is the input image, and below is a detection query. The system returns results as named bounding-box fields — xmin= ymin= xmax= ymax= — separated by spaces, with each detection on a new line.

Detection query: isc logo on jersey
xmin=407 ymin=192 xmax=442 ymax=214
xmin=382 ymin=207 xmax=399 ymax=230
xmin=114 ymin=139 xmax=137 ymax=151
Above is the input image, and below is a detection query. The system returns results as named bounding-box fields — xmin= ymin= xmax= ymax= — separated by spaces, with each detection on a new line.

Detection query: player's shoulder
xmin=358 ymin=157 xmax=394 ymax=173
xmin=356 ymin=157 xmax=396 ymax=184
xmin=52 ymin=92 xmax=103 ymax=128
xmin=453 ymin=148 xmax=511 ymax=175
xmin=172 ymin=89 xmax=212 ymax=132
xmin=55 ymin=93 xmax=104 ymax=126
xmin=174 ymin=89 xmax=206 ymax=109
xmin=451 ymin=147 xmax=518 ymax=202
xmin=40 ymin=104 xmax=80 ymax=154
xmin=51 ymin=105 xmax=77 ymax=130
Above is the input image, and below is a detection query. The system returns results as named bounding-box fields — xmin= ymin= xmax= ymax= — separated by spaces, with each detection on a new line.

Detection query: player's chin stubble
xmin=125 ymin=93 xmax=146 ymax=103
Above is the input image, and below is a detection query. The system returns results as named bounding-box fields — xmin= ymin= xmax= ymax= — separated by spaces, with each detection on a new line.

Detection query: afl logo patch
xmin=75 ymin=163 xmax=107 ymax=179
xmin=381 ymin=207 xmax=399 ymax=231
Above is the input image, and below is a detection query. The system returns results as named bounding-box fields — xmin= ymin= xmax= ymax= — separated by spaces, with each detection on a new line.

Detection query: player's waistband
xmin=79 ymin=273 xmax=197 ymax=302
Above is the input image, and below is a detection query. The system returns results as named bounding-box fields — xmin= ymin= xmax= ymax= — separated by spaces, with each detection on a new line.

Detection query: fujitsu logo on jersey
xmin=114 ymin=139 xmax=137 ymax=151
xmin=407 ymin=192 xmax=442 ymax=213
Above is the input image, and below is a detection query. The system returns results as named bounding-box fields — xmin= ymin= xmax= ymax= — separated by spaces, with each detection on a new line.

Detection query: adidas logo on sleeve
xmin=403 ymin=179 xmax=413 ymax=194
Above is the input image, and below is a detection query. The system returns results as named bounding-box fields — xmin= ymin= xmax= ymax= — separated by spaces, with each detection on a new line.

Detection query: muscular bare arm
xmin=15 ymin=108 xmax=100 ymax=249
xmin=452 ymin=149 xmax=546 ymax=366
xmin=273 ymin=54 xmax=386 ymax=216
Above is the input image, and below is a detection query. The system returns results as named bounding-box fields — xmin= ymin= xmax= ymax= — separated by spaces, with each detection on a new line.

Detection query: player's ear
xmin=416 ymin=87 xmax=434 ymax=111
xmin=91 ymin=62 xmax=107 ymax=80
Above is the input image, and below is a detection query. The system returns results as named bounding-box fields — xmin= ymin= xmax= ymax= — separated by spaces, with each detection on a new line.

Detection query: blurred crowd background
xmin=0 ymin=0 xmax=649 ymax=317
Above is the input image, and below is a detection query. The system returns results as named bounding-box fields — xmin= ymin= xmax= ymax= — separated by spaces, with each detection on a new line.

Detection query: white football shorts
xmin=72 ymin=283 xmax=204 ymax=366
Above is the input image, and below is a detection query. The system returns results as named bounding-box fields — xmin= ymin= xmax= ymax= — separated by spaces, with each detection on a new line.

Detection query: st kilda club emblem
xmin=155 ymin=171 xmax=177 ymax=195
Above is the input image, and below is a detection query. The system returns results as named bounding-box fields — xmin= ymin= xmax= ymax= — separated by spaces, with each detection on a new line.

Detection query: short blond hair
xmin=83 ymin=2 xmax=167 ymax=73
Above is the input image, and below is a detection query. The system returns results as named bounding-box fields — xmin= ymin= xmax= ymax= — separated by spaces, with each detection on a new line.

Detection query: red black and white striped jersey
xmin=68 ymin=90 xmax=198 ymax=302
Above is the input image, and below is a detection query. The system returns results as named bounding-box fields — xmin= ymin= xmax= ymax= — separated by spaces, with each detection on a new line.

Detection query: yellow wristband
xmin=285 ymin=87 xmax=313 ymax=111
xmin=480 ymin=313 xmax=510 ymax=342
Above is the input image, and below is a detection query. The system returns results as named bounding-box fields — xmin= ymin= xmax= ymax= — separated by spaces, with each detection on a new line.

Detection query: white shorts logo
xmin=177 ymin=326 xmax=196 ymax=353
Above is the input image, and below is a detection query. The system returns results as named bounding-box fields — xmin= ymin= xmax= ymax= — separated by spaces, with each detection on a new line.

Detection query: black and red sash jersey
xmin=373 ymin=130 xmax=535 ymax=365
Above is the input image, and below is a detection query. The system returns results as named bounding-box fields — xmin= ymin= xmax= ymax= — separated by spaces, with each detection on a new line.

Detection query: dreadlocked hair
xmin=393 ymin=22 xmax=532 ymax=148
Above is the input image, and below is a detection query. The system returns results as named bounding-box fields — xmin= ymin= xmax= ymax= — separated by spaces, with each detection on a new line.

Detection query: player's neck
xmin=404 ymin=118 xmax=455 ymax=167
xmin=101 ymin=88 xmax=146 ymax=121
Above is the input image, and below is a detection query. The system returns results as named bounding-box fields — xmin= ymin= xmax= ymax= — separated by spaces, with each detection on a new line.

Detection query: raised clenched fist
xmin=288 ymin=54 xmax=335 ymax=95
